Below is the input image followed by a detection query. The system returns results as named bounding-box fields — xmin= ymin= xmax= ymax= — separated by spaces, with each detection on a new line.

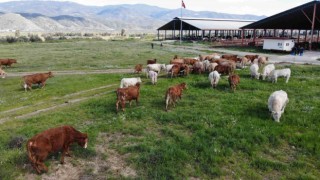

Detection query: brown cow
xmin=214 ymin=64 xmax=233 ymax=75
xmin=23 ymin=72 xmax=54 ymax=91
xmin=134 ymin=64 xmax=143 ymax=73
xmin=116 ymin=83 xmax=140 ymax=112
xmin=0 ymin=58 xmax=17 ymax=67
xmin=165 ymin=82 xmax=187 ymax=111
xmin=221 ymin=54 xmax=237 ymax=61
xmin=26 ymin=125 xmax=88 ymax=174
xmin=147 ymin=59 xmax=157 ymax=64
xmin=183 ymin=58 xmax=198 ymax=65
xmin=245 ymin=55 xmax=259 ymax=62
xmin=170 ymin=58 xmax=184 ymax=64
xmin=228 ymin=74 xmax=240 ymax=91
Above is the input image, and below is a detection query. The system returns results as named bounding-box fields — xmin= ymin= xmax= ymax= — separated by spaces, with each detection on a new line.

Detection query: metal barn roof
xmin=242 ymin=1 xmax=320 ymax=30
xmin=157 ymin=17 xmax=256 ymax=31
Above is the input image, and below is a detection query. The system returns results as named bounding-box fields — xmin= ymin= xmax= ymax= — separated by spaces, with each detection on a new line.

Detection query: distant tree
xmin=121 ymin=29 xmax=125 ymax=36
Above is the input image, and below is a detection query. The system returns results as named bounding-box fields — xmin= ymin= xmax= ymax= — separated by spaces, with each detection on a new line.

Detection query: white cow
xmin=250 ymin=64 xmax=260 ymax=79
xmin=148 ymin=70 xmax=158 ymax=85
xmin=268 ymin=90 xmax=289 ymax=122
xmin=146 ymin=63 xmax=165 ymax=78
xmin=269 ymin=68 xmax=291 ymax=83
xmin=120 ymin=77 xmax=142 ymax=88
xmin=261 ymin=64 xmax=275 ymax=80
xmin=165 ymin=64 xmax=174 ymax=77
xmin=208 ymin=71 xmax=221 ymax=88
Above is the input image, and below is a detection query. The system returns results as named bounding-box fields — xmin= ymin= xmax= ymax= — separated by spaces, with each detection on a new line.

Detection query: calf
xmin=268 ymin=90 xmax=289 ymax=122
xmin=228 ymin=74 xmax=240 ymax=91
xmin=0 ymin=67 xmax=6 ymax=78
xmin=23 ymin=71 xmax=54 ymax=91
xmin=261 ymin=64 xmax=275 ymax=80
xmin=148 ymin=70 xmax=158 ymax=85
xmin=27 ymin=126 xmax=88 ymax=174
xmin=116 ymin=83 xmax=140 ymax=112
xmin=120 ymin=77 xmax=142 ymax=88
xmin=134 ymin=64 xmax=143 ymax=73
xmin=147 ymin=59 xmax=157 ymax=64
xmin=269 ymin=68 xmax=291 ymax=83
xmin=0 ymin=58 xmax=17 ymax=67
xmin=244 ymin=55 xmax=259 ymax=63
xmin=165 ymin=82 xmax=187 ymax=111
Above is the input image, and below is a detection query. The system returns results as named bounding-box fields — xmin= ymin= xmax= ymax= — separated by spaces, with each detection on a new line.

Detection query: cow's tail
xmin=165 ymin=90 xmax=171 ymax=111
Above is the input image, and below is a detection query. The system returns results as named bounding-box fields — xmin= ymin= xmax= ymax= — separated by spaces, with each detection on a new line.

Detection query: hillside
xmin=0 ymin=1 xmax=266 ymax=32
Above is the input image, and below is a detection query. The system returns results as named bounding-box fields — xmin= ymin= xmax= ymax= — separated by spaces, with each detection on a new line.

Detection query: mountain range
xmin=0 ymin=1 xmax=267 ymax=33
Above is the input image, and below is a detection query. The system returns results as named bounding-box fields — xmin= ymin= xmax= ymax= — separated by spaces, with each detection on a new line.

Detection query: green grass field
xmin=0 ymin=40 xmax=319 ymax=179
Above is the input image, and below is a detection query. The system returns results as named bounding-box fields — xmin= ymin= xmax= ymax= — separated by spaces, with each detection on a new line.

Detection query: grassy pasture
xmin=0 ymin=40 xmax=320 ymax=179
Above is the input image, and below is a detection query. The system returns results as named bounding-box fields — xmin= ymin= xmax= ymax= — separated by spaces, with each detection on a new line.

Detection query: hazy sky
xmin=0 ymin=0 xmax=313 ymax=16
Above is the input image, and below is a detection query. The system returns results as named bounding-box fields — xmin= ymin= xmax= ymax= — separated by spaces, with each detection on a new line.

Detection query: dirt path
xmin=0 ymin=84 xmax=117 ymax=124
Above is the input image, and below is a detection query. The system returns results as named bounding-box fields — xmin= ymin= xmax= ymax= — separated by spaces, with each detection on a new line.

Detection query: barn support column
xmin=298 ymin=30 xmax=301 ymax=43
xmin=241 ymin=29 xmax=244 ymax=46
xmin=157 ymin=30 xmax=160 ymax=40
xmin=290 ymin=29 xmax=293 ymax=38
xmin=253 ymin=29 xmax=256 ymax=45
xmin=173 ymin=21 xmax=176 ymax=39
xmin=305 ymin=30 xmax=308 ymax=43
xmin=310 ymin=2 xmax=317 ymax=50
xmin=202 ymin=30 xmax=204 ymax=39
xmin=164 ymin=30 xmax=167 ymax=40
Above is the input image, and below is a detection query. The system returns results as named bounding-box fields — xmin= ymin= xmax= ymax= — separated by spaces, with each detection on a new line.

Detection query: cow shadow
xmin=243 ymin=104 xmax=271 ymax=120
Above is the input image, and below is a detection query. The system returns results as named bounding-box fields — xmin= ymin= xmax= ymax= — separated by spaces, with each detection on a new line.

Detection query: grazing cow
xmin=27 ymin=126 xmax=88 ymax=174
xmin=146 ymin=63 xmax=165 ymax=78
xmin=268 ymin=90 xmax=289 ymax=122
xmin=250 ymin=64 xmax=260 ymax=79
xmin=208 ymin=62 xmax=218 ymax=72
xmin=183 ymin=58 xmax=198 ymax=65
xmin=269 ymin=68 xmax=291 ymax=83
xmin=165 ymin=82 xmax=187 ymax=111
xmin=170 ymin=64 xmax=181 ymax=78
xmin=240 ymin=57 xmax=250 ymax=68
xmin=221 ymin=54 xmax=237 ymax=61
xmin=23 ymin=72 xmax=54 ymax=91
xmin=228 ymin=74 xmax=240 ymax=91
xmin=208 ymin=71 xmax=221 ymax=88
xmin=245 ymin=55 xmax=259 ymax=63
xmin=134 ymin=64 xmax=143 ymax=73
xmin=0 ymin=67 xmax=6 ymax=78
xmin=147 ymin=59 xmax=157 ymax=64
xmin=116 ymin=83 xmax=140 ymax=112
xmin=258 ymin=56 xmax=268 ymax=67
xmin=261 ymin=64 xmax=275 ymax=80
xmin=120 ymin=77 xmax=142 ymax=88
xmin=214 ymin=64 xmax=233 ymax=75
xmin=192 ymin=61 xmax=204 ymax=74
xmin=0 ymin=58 xmax=17 ymax=67
xmin=165 ymin=64 xmax=174 ymax=77
xmin=148 ymin=70 xmax=158 ymax=85
xmin=170 ymin=64 xmax=189 ymax=78
xmin=170 ymin=58 xmax=184 ymax=64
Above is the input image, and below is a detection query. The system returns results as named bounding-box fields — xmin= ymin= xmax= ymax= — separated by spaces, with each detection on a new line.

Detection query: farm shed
xmin=241 ymin=0 xmax=320 ymax=50
xmin=157 ymin=17 xmax=256 ymax=41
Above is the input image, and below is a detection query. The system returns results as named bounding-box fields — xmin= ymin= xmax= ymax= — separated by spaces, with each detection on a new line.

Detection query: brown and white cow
xmin=165 ymin=82 xmax=187 ymax=111
xmin=22 ymin=72 xmax=54 ymax=91
xmin=0 ymin=66 xmax=6 ymax=78
xmin=26 ymin=126 xmax=88 ymax=174
xmin=116 ymin=83 xmax=140 ymax=112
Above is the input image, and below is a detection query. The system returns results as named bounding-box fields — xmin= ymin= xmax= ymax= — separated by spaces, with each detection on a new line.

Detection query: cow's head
xmin=271 ymin=111 xmax=281 ymax=123
xmin=48 ymin=71 xmax=54 ymax=78
xmin=77 ymin=134 xmax=88 ymax=148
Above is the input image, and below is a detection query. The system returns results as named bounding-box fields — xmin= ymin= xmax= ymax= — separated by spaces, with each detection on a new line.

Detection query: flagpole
xmin=180 ymin=2 xmax=182 ymax=44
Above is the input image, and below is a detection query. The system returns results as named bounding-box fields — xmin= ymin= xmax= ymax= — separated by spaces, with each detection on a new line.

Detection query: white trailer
xmin=263 ymin=38 xmax=295 ymax=51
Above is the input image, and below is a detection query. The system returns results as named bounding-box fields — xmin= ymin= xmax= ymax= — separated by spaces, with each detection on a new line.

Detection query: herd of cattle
xmin=127 ymin=53 xmax=290 ymax=122
xmin=1 ymin=51 xmax=291 ymax=174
